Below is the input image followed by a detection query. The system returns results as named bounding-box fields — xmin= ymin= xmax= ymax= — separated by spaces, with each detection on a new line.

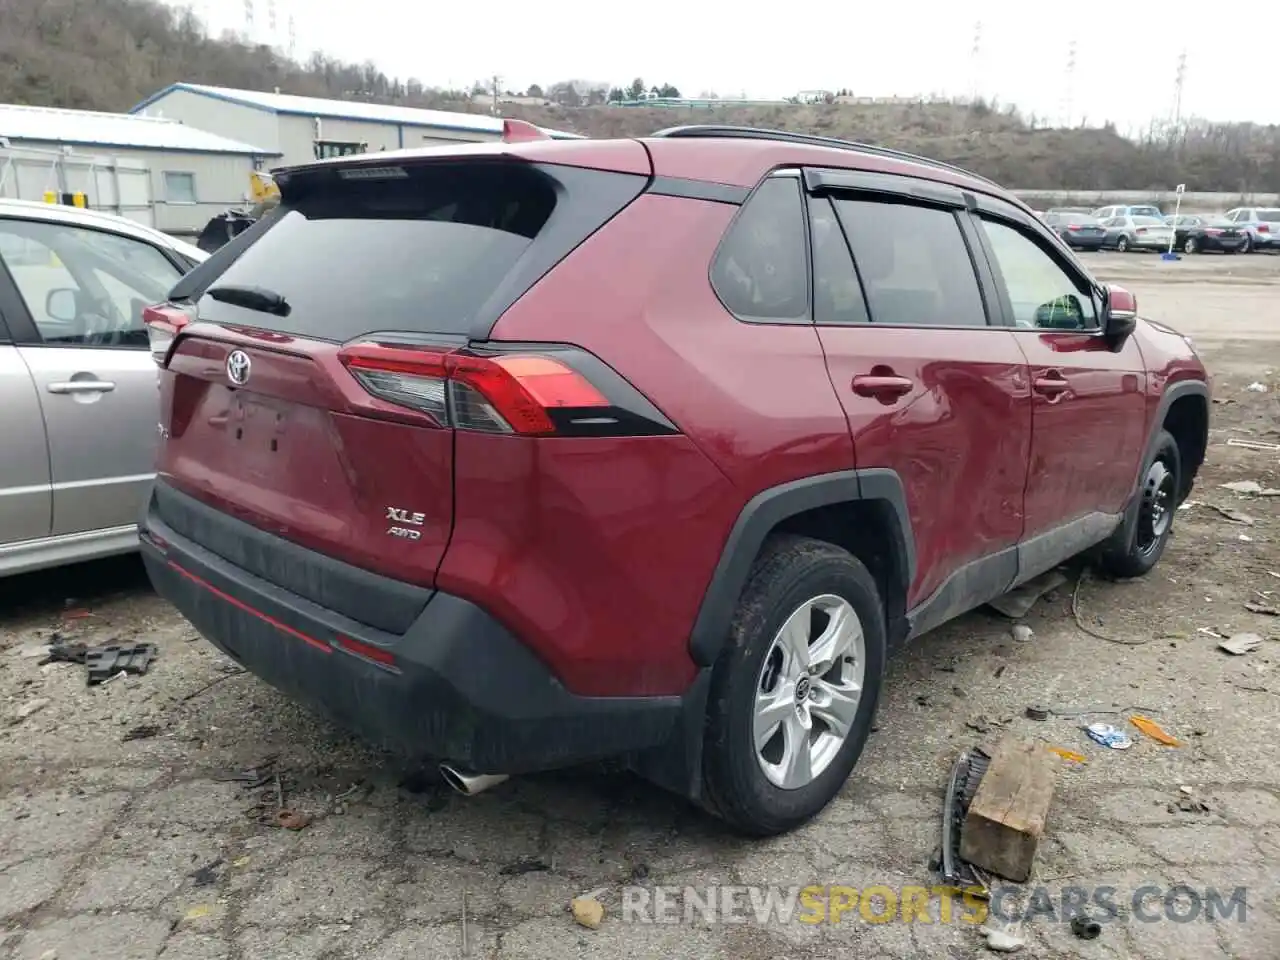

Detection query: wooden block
xmin=959 ymin=736 xmax=1057 ymax=882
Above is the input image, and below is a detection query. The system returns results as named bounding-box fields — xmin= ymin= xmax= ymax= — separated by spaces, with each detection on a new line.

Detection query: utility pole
xmin=491 ymin=75 xmax=502 ymax=116
xmin=267 ymin=0 xmax=277 ymax=44
xmin=287 ymin=14 xmax=296 ymax=59
xmin=1172 ymin=49 xmax=1187 ymax=126
xmin=1061 ymin=39 xmax=1077 ymax=128
xmin=970 ymin=20 xmax=983 ymax=104
xmin=243 ymin=0 xmax=255 ymax=40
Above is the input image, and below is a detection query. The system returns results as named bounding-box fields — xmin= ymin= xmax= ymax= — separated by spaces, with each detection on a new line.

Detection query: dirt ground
xmin=2 ymin=252 xmax=1279 ymax=960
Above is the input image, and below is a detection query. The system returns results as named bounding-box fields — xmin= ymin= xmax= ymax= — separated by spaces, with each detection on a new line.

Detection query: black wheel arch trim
xmin=1111 ymin=378 xmax=1209 ymax=555
xmin=688 ymin=468 xmax=916 ymax=667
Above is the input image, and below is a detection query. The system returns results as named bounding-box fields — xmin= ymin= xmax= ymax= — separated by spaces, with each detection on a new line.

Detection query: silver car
xmin=1100 ymin=214 xmax=1175 ymax=252
xmin=1222 ymin=207 xmax=1280 ymax=253
xmin=0 ymin=200 xmax=205 ymax=576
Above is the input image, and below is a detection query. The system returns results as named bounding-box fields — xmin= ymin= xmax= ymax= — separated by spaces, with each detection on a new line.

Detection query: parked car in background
xmin=1223 ymin=207 xmax=1280 ymax=253
xmin=1043 ymin=211 xmax=1107 ymax=251
xmin=0 ymin=200 xmax=205 ymax=576
xmin=1094 ymin=204 xmax=1164 ymax=221
xmin=1166 ymin=215 xmax=1247 ymax=254
xmin=137 ymin=124 xmax=1209 ymax=836
xmin=1101 ymin=214 xmax=1174 ymax=252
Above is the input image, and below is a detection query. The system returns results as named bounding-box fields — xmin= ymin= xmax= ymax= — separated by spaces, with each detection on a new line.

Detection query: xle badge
xmin=386 ymin=506 xmax=425 ymax=541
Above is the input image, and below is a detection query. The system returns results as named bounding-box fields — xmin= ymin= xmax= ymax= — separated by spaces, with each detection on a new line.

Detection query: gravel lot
xmin=3 ymin=251 xmax=1280 ymax=960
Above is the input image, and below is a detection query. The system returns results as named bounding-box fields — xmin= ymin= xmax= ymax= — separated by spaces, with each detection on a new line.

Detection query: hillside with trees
xmin=2 ymin=0 xmax=1279 ymax=192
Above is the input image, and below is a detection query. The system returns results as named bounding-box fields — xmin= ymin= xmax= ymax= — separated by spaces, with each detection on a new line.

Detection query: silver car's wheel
xmin=753 ymin=594 xmax=866 ymax=790
xmin=1116 ymin=236 xmax=1129 ymax=252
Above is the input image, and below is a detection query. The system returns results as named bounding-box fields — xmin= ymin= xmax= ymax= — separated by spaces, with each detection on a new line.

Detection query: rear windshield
xmin=194 ymin=163 xmax=556 ymax=340
xmin=1065 ymin=214 xmax=1100 ymax=225
xmin=1259 ymin=209 xmax=1280 ymax=222
xmin=1131 ymin=207 xmax=1162 ymax=217
xmin=1133 ymin=216 xmax=1165 ymax=225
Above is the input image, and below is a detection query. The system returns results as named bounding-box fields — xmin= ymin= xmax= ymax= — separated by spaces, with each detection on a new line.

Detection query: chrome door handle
xmin=48 ymin=380 xmax=116 ymax=394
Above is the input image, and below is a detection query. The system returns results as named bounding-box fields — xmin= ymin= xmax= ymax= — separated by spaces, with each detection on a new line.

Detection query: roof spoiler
xmin=502 ymin=119 xmax=550 ymax=143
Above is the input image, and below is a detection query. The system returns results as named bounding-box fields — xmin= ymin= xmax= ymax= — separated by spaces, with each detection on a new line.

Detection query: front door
xmin=0 ymin=217 xmax=184 ymax=537
xmin=968 ymin=207 xmax=1146 ymax=563
xmin=807 ymin=180 xmax=1033 ymax=615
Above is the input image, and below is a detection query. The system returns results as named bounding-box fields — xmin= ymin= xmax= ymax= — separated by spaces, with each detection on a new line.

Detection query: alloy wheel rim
xmin=753 ymin=594 xmax=866 ymax=790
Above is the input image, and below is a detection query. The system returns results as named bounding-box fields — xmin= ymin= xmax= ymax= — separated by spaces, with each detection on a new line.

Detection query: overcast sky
xmin=182 ymin=0 xmax=1280 ymax=132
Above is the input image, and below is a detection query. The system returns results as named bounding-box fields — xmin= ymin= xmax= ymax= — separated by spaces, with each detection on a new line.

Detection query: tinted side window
xmin=979 ymin=219 xmax=1098 ymax=331
xmin=710 ymin=177 xmax=808 ymax=322
xmin=831 ymin=198 xmax=987 ymax=327
xmin=809 ymin=198 xmax=869 ymax=325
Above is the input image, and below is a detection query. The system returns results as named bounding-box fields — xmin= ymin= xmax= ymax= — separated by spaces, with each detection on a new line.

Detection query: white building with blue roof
xmin=131 ymin=83 xmax=581 ymax=171
xmin=0 ymin=102 xmax=278 ymax=232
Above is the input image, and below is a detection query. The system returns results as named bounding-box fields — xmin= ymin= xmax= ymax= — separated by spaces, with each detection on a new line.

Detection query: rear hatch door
xmin=153 ymin=151 xmax=649 ymax=590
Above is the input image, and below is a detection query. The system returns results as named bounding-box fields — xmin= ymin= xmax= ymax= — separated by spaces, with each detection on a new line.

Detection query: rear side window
xmin=194 ymin=163 xmax=557 ymax=340
xmin=810 ymin=198 xmax=870 ymax=325
xmin=831 ymin=199 xmax=987 ymax=327
xmin=711 ymin=177 xmax=809 ymax=322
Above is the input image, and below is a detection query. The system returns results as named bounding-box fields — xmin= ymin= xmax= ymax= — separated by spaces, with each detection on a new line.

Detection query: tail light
xmin=339 ymin=343 xmax=610 ymax=436
xmin=1136 ymin=228 xmax=1147 ymax=234
xmin=1066 ymin=225 xmax=1080 ymax=231
xmin=142 ymin=303 xmax=195 ymax=365
xmin=1258 ymin=225 xmax=1270 ymax=233
xmin=1205 ymin=228 xmax=1222 ymax=235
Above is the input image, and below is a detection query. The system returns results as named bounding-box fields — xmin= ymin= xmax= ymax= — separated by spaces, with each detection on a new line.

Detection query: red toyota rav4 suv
xmin=140 ymin=124 xmax=1209 ymax=836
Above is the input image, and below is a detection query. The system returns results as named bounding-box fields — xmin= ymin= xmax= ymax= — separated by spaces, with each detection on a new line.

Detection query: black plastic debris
xmin=86 ymin=643 xmax=158 ymax=686
xmin=39 ymin=639 xmax=90 ymax=666
xmin=1070 ymin=916 xmax=1102 ymax=940
xmin=189 ymin=858 xmax=224 ymax=887
xmin=939 ymin=746 xmax=991 ymax=891
xmin=122 ymin=724 xmax=161 ymax=742
xmin=499 ymin=858 xmax=550 ymax=877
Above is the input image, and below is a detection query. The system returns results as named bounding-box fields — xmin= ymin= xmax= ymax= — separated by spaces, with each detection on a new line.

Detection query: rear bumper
xmin=140 ymin=495 xmax=690 ymax=776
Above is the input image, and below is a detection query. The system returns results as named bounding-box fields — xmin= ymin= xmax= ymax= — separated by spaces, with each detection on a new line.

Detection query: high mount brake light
xmin=338 ymin=343 xmax=608 ymax=435
xmin=142 ymin=303 xmax=195 ymax=365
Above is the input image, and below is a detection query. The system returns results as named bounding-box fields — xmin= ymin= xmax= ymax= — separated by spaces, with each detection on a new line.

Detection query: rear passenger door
xmin=803 ymin=170 xmax=1033 ymax=624
xmin=966 ymin=200 xmax=1146 ymax=571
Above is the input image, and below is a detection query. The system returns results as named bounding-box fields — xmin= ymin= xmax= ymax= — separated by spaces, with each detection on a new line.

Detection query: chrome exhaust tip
xmin=438 ymin=764 xmax=509 ymax=797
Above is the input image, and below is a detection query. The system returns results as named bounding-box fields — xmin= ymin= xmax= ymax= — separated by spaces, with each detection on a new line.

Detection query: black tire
xmin=1241 ymin=234 xmax=1253 ymax=254
xmin=1116 ymin=236 xmax=1130 ymax=252
xmin=1099 ymin=430 xmax=1181 ymax=579
xmin=1183 ymin=236 xmax=1198 ymax=254
xmin=701 ymin=535 xmax=887 ymax=836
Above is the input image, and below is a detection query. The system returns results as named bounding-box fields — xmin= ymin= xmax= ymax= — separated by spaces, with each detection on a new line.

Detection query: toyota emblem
xmin=226 ymin=350 xmax=251 ymax=386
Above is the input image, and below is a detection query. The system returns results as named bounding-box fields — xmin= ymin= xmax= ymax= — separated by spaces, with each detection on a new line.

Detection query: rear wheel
xmin=1100 ymin=430 xmax=1181 ymax=578
xmin=1183 ymin=236 xmax=1198 ymax=254
xmin=1116 ymin=236 xmax=1130 ymax=252
xmin=701 ymin=536 xmax=886 ymax=836
xmin=1241 ymin=234 xmax=1253 ymax=254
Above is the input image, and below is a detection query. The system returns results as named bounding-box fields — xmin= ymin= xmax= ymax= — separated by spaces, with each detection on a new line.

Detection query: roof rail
xmin=648 ymin=125 xmax=998 ymax=187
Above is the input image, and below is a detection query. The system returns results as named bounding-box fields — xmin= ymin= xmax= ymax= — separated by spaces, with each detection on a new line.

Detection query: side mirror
xmin=1103 ymin=284 xmax=1138 ymax=339
xmin=45 ymin=288 xmax=78 ymax=323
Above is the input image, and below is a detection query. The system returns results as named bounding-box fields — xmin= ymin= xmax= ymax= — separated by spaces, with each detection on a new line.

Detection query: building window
xmin=313 ymin=140 xmax=367 ymax=160
xmin=163 ymin=171 xmax=197 ymax=204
